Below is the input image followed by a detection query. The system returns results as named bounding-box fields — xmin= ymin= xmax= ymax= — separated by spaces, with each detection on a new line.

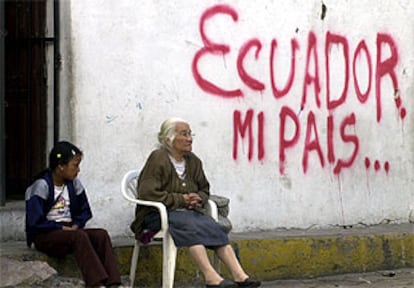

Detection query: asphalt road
xmin=27 ymin=268 xmax=414 ymax=287
xmin=259 ymin=268 xmax=414 ymax=288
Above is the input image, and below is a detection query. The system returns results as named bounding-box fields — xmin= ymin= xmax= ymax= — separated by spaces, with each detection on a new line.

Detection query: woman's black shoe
xmin=235 ymin=278 xmax=261 ymax=287
xmin=206 ymin=279 xmax=237 ymax=288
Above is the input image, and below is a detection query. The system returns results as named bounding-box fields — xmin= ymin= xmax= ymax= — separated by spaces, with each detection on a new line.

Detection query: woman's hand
xmin=183 ymin=193 xmax=202 ymax=209
xmin=183 ymin=194 xmax=191 ymax=207
xmin=188 ymin=192 xmax=202 ymax=209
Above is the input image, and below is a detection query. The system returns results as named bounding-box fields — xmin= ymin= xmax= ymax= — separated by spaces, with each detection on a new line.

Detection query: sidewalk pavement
xmin=174 ymin=268 xmax=414 ymax=288
xmin=1 ymin=223 xmax=413 ymax=287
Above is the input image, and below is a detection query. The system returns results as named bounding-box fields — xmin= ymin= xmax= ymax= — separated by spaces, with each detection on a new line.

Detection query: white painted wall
xmin=60 ymin=0 xmax=414 ymax=237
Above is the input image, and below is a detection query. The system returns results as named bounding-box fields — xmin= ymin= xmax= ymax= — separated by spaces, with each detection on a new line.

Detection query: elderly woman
xmin=130 ymin=118 xmax=261 ymax=288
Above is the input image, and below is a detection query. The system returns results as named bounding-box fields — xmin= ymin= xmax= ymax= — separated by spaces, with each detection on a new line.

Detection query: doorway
xmin=3 ymin=0 xmax=55 ymax=201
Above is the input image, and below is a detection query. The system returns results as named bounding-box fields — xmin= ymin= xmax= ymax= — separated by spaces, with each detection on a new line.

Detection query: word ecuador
xmin=191 ymin=4 xmax=402 ymax=175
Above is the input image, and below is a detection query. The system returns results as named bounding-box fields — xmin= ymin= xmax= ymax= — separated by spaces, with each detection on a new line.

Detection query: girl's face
xmin=171 ymin=122 xmax=193 ymax=154
xmin=60 ymin=155 xmax=82 ymax=180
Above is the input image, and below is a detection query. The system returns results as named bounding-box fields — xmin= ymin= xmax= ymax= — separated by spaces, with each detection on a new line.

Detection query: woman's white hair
xmin=158 ymin=117 xmax=188 ymax=148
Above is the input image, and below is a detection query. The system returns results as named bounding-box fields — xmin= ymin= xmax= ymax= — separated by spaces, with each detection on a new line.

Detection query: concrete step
xmin=0 ymin=223 xmax=413 ymax=287
xmin=0 ymin=201 xmax=26 ymax=242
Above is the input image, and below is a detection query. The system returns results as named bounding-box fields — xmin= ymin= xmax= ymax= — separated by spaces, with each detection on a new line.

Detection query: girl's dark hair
xmin=49 ymin=141 xmax=83 ymax=170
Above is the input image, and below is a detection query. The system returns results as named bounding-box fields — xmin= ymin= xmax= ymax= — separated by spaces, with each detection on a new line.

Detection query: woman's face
xmin=61 ymin=155 xmax=82 ymax=180
xmin=171 ymin=122 xmax=193 ymax=154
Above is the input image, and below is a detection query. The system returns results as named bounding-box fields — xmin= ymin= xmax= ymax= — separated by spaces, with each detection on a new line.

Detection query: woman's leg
xmin=34 ymin=229 xmax=108 ymax=287
xmin=215 ymin=245 xmax=249 ymax=282
xmin=188 ymin=244 xmax=223 ymax=285
xmin=84 ymin=228 xmax=121 ymax=286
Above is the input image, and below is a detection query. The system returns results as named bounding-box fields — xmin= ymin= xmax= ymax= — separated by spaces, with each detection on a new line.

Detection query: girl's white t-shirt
xmin=46 ymin=185 xmax=72 ymax=223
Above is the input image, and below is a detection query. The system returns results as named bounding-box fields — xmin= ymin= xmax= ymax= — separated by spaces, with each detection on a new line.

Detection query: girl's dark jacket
xmin=25 ymin=170 xmax=92 ymax=247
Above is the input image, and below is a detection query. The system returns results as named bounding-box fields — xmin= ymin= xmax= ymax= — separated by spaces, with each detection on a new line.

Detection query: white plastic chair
xmin=121 ymin=169 xmax=220 ymax=288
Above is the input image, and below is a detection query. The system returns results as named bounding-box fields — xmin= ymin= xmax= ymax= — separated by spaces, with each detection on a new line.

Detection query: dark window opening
xmin=4 ymin=0 xmax=48 ymax=200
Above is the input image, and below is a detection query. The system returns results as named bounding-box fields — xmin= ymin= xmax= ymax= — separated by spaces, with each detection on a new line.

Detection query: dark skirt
xmin=143 ymin=210 xmax=229 ymax=248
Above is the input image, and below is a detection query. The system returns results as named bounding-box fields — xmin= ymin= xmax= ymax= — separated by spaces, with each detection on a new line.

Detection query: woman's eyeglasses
xmin=178 ymin=131 xmax=195 ymax=138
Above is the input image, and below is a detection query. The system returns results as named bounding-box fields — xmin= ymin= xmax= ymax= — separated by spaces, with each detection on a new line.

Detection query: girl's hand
xmin=62 ymin=224 xmax=79 ymax=231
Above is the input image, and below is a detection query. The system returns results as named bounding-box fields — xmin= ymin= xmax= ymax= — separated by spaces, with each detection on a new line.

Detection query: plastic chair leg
xmin=129 ymin=241 xmax=140 ymax=287
xmin=162 ymin=234 xmax=177 ymax=288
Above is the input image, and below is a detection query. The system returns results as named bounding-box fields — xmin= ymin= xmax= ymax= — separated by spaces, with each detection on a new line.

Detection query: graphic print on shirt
xmin=47 ymin=187 xmax=72 ymax=222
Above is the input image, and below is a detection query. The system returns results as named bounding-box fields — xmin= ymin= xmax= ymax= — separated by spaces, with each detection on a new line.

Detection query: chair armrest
xmin=124 ymin=197 xmax=169 ymax=234
xmin=121 ymin=170 xmax=169 ymax=235
xmin=206 ymin=199 xmax=218 ymax=221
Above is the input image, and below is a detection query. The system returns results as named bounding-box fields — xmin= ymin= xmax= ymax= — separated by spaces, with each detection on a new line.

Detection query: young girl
xmin=25 ymin=141 xmax=121 ymax=287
